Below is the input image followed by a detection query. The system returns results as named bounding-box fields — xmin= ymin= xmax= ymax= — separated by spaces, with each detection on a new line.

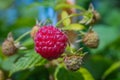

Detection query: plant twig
xmin=15 ymin=31 xmax=31 ymax=43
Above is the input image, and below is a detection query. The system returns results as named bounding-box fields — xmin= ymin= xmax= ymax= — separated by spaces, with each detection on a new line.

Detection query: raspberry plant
xmin=0 ymin=1 xmax=102 ymax=80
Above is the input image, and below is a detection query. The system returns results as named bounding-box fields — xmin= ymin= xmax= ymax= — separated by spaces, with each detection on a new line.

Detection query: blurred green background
xmin=0 ymin=0 xmax=120 ymax=80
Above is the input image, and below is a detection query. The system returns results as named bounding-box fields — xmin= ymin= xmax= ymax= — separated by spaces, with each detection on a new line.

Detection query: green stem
xmin=56 ymin=13 xmax=83 ymax=26
xmin=15 ymin=31 xmax=31 ymax=43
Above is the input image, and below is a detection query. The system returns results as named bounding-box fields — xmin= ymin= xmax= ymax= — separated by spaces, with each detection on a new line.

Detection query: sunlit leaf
xmin=102 ymin=61 xmax=120 ymax=80
xmin=79 ymin=11 xmax=93 ymax=25
xmin=61 ymin=11 xmax=71 ymax=26
xmin=63 ymin=23 xmax=85 ymax=30
xmin=78 ymin=67 xmax=95 ymax=80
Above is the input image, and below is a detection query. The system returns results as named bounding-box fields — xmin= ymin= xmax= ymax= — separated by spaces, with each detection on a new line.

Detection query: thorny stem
xmin=56 ymin=13 xmax=84 ymax=26
xmin=15 ymin=31 xmax=31 ymax=43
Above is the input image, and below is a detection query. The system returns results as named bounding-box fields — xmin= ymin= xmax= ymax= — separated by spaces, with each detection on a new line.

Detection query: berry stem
xmin=15 ymin=31 xmax=31 ymax=43
xmin=56 ymin=13 xmax=83 ymax=26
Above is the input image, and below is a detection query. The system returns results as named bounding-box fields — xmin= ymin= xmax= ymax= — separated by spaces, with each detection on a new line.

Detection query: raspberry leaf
xmin=54 ymin=65 xmax=84 ymax=80
xmin=78 ymin=67 xmax=95 ymax=80
xmin=61 ymin=11 xmax=71 ymax=26
xmin=79 ymin=11 xmax=93 ymax=25
xmin=102 ymin=61 xmax=120 ymax=80
xmin=63 ymin=23 xmax=85 ymax=31
xmin=54 ymin=65 xmax=95 ymax=80
xmin=9 ymin=50 xmax=47 ymax=76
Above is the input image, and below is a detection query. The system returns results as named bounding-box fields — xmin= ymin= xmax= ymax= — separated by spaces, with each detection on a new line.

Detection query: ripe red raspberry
xmin=34 ymin=25 xmax=68 ymax=60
